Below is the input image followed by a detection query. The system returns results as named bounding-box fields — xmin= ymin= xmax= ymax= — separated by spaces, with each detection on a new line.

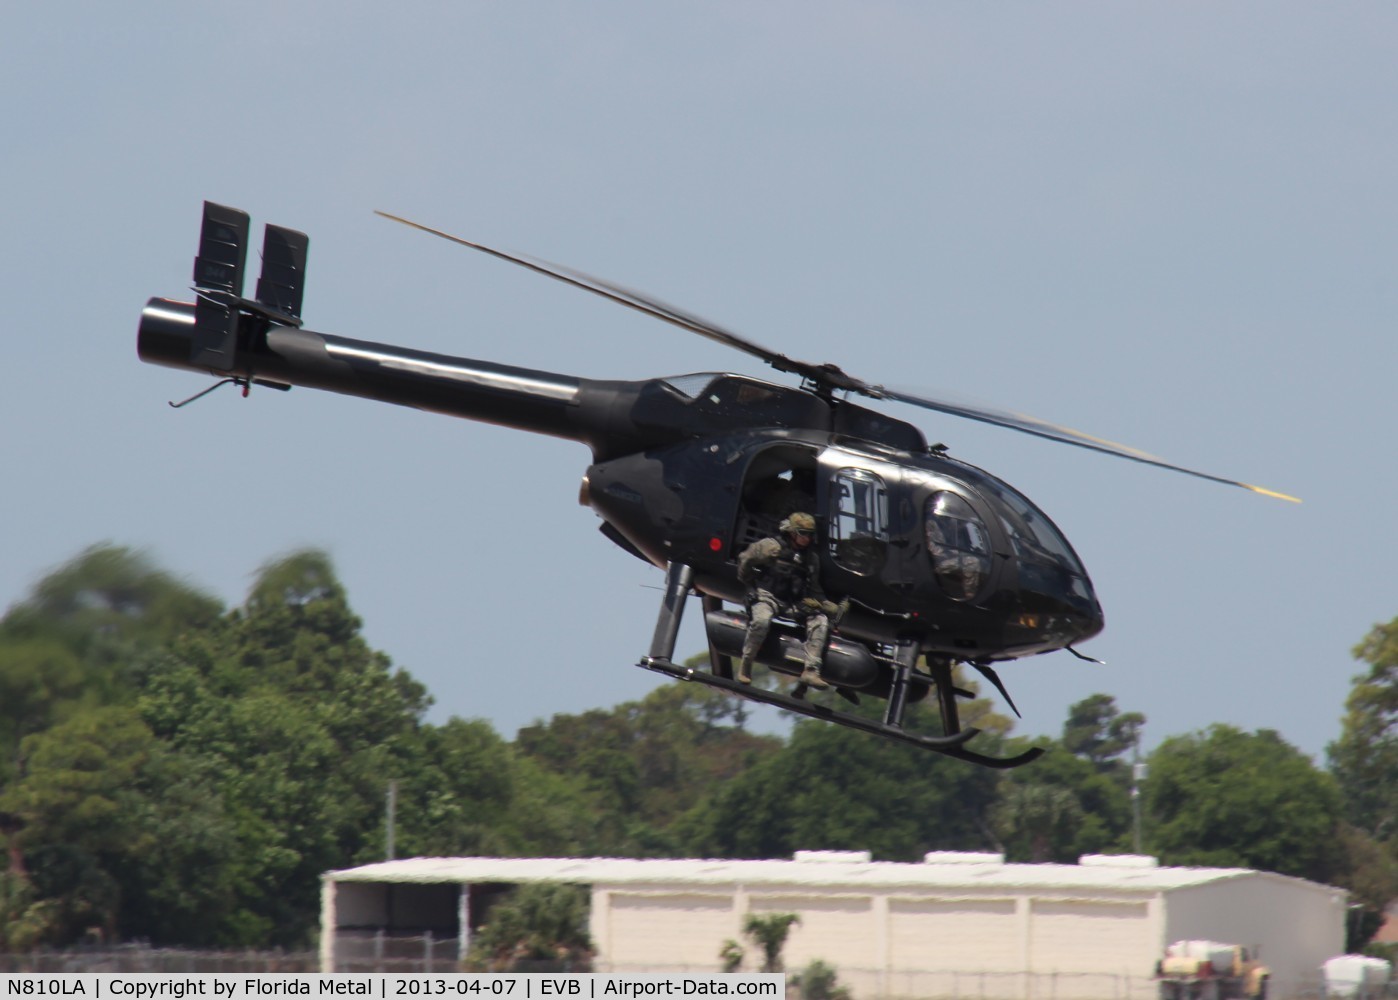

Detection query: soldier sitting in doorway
xmin=736 ymin=512 xmax=841 ymax=690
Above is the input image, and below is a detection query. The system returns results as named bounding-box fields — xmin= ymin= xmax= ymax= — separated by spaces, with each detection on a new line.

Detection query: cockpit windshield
xmin=979 ymin=478 xmax=1095 ymax=615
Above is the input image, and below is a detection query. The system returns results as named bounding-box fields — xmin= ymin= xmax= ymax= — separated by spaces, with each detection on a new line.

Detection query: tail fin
xmin=189 ymin=202 xmax=309 ymax=371
xmin=255 ymin=223 xmax=309 ymax=323
xmin=191 ymin=202 xmax=250 ymax=370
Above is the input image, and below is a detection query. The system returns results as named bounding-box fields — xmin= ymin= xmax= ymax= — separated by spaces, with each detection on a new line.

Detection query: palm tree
xmin=743 ymin=912 xmax=800 ymax=973
xmin=993 ymin=783 xmax=1082 ymax=862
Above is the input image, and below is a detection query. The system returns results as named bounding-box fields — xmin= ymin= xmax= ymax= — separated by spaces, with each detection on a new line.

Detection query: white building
xmin=321 ymin=851 xmax=1345 ymax=997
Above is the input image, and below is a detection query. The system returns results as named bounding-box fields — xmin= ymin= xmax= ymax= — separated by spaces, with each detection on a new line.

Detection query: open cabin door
xmin=731 ymin=443 xmax=821 ymax=556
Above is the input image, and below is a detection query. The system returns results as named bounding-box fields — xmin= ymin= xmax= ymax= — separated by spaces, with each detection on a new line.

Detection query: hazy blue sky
xmin=4 ymin=3 xmax=1393 ymax=763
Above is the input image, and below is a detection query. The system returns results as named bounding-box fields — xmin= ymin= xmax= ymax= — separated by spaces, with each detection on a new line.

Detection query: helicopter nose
xmin=1083 ymin=598 xmax=1106 ymax=642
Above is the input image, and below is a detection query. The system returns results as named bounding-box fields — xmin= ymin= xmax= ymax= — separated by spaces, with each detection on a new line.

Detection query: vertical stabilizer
xmin=255 ymin=223 xmax=309 ymax=323
xmin=191 ymin=202 xmax=250 ymax=371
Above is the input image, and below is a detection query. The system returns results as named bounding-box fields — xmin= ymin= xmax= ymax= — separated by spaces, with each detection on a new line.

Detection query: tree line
xmin=1 ymin=544 xmax=1395 ymax=952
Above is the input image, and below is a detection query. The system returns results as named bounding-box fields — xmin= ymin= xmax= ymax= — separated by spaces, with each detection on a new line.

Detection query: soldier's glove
xmin=800 ymin=597 xmax=823 ymax=613
xmin=820 ymin=600 xmax=841 ymax=617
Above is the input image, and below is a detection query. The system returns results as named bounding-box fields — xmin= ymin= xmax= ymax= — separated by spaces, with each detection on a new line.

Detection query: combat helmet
xmin=780 ymin=512 xmax=816 ymax=535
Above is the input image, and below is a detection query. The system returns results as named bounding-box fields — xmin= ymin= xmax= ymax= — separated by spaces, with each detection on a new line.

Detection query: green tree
xmin=1331 ymin=823 xmax=1398 ymax=950
xmin=22 ymin=844 xmax=121 ymax=945
xmin=794 ymin=959 xmax=853 ymax=1000
xmin=1061 ymin=694 xmax=1144 ymax=772
xmin=0 ymin=544 xmax=223 ymax=866
xmin=1004 ymin=746 xmax=1135 ymax=860
xmin=0 ymin=695 xmax=245 ymax=946
xmin=1327 ymin=615 xmax=1398 ymax=948
xmin=106 ymin=746 xmax=243 ymax=945
xmin=1145 ymin=725 xmax=1344 ymax=882
xmin=0 ymin=706 xmax=158 ymax=940
xmin=517 ymin=673 xmax=782 ymax=856
xmin=681 ymin=702 xmax=1002 ymax=860
xmin=0 ymin=871 xmax=59 ymax=950
xmin=0 ymin=707 xmax=154 ymax=857
xmin=992 ymin=695 xmax=1144 ymax=863
xmin=393 ymin=717 xmax=592 ymax=860
xmin=1 ymin=545 xmax=221 ymax=684
xmin=1330 ymin=616 xmax=1398 ymax=840
xmin=132 ymin=550 xmax=437 ymax=945
xmin=464 ymin=883 xmax=593 ymax=971
xmin=743 ymin=912 xmax=799 ymax=973
xmin=0 ymin=639 xmax=86 ymax=783
xmin=992 ymin=784 xmax=1083 ymax=862
xmin=0 ymin=544 xmax=601 ymax=949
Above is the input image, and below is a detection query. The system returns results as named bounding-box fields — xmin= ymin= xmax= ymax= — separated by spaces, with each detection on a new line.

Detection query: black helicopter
xmin=136 ymin=202 xmax=1298 ymax=769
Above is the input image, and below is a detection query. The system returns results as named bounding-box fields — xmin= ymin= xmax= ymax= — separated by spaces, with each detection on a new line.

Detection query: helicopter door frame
xmin=731 ymin=441 xmax=822 ymax=557
xmin=820 ymin=453 xmax=902 ymax=587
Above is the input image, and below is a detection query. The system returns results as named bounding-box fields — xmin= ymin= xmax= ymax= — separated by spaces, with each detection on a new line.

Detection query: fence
xmin=331 ymin=930 xmax=460 ymax=972
xmin=1 ymin=933 xmax=567 ymax=975
xmin=0 ymin=946 xmax=318 ymax=973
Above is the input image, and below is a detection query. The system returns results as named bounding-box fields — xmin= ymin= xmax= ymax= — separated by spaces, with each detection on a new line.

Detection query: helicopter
xmin=136 ymin=201 xmax=1298 ymax=769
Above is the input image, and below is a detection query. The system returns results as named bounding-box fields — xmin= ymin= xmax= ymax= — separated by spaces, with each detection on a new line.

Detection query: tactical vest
xmin=754 ymin=537 xmax=814 ymax=604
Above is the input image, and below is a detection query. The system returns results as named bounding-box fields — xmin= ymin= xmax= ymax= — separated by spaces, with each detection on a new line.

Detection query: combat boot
xmin=798 ymin=665 xmax=831 ymax=690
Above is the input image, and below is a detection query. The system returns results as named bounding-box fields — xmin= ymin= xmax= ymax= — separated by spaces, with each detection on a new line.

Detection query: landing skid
xmin=641 ymin=562 xmax=1044 ymax=770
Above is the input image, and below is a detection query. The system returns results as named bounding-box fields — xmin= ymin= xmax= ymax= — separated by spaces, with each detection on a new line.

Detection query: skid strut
xmin=647 ymin=562 xmax=695 ymax=662
xmin=883 ymin=636 xmax=919 ymax=729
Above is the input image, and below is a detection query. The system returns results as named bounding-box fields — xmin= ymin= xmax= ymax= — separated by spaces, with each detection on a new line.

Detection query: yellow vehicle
xmin=1156 ymin=941 xmax=1270 ymax=1000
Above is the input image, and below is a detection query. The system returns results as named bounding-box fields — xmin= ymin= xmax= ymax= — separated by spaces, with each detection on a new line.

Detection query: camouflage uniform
xmin=737 ymin=514 xmax=834 ymax=688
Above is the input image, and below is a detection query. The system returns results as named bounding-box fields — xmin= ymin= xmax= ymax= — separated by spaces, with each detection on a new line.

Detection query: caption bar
xmin=0 ymin=976 xmax=784 ymax=999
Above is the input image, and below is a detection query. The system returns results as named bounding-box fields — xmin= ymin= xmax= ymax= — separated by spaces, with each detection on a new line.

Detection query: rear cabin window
xmin=828 ymin=468 xmax=890 ymax=576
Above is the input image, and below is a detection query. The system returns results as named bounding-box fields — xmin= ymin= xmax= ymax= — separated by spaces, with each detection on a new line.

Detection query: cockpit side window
xmin=925 ymin=491 xmax=991 ymax=602
xmin=829 ymin=468 xmax=889 ymax=575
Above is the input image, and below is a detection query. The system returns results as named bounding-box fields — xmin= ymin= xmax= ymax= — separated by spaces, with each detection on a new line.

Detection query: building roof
xmin=324 ymin=852 xmax=1336 ymax=897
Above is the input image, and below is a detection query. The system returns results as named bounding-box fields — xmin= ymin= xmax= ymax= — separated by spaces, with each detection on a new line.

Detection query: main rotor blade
xmin=375 ymin=211 xmax=877 ymax=392
xmin=879 ymin=385 xmax=1300 ymax=503
xmin=378 ymin=211 xmax=1297 ymax=503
